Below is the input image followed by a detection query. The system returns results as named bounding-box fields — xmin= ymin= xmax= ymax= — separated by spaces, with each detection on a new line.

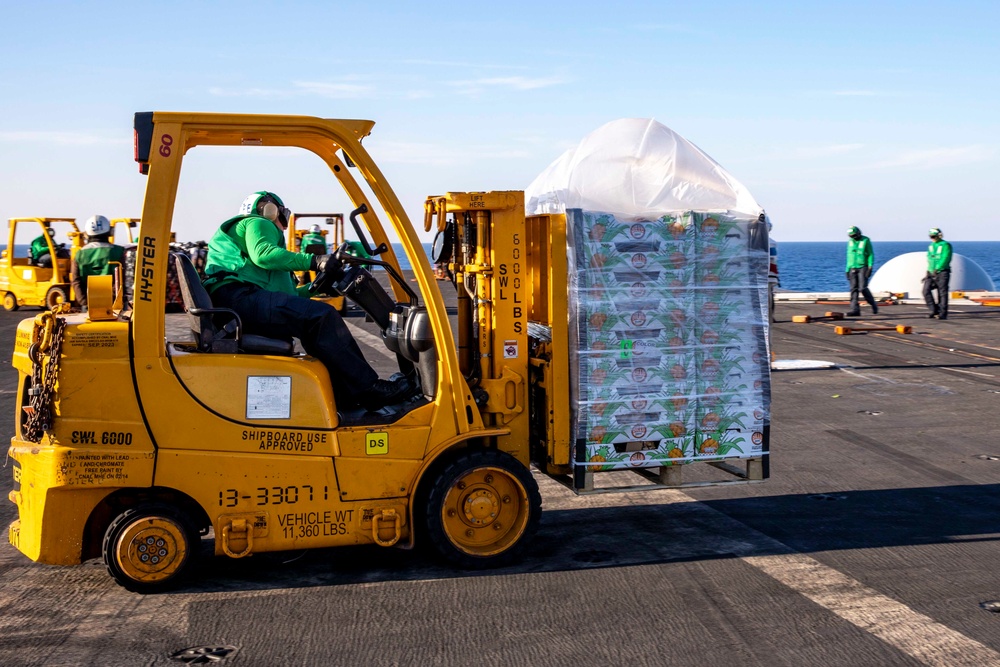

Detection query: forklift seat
xmin=172 ymin=253 xmax=294 ymax=355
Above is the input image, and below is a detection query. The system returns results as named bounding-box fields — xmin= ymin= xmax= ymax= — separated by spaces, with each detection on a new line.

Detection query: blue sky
xmin=1 ymin=1 xmax=997 ymax=242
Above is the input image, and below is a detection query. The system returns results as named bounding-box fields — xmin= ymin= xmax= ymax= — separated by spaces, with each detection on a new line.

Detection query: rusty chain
xmin=24 ymin=312 xmax=68 ymax=442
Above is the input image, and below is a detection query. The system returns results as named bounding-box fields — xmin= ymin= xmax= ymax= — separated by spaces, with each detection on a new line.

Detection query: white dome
xmin=869 ymin=252 xmax=996 ymax=297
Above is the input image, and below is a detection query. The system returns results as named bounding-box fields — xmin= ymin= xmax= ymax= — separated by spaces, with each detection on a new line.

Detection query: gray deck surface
xmin=1 ymin=289 xmax=1000 ymax=666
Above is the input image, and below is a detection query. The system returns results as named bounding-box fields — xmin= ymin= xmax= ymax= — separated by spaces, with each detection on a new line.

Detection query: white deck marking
xmin=745 ymin=553 xmax=1000 ymax=666
xmin=686 ymin=493 xmax=1000 ymax=666
xmin=941 ymin=367 xmax=996 ymax=378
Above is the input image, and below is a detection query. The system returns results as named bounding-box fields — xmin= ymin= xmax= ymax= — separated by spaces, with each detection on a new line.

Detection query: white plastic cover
xmin=526 ymin=118 xmax=762 ymax=220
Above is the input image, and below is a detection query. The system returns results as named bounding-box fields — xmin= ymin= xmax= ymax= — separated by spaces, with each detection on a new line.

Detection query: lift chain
xmin=24 ymin=314 xmax=67 ymax=443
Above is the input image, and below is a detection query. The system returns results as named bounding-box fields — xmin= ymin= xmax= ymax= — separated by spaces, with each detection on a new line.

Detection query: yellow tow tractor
xmin=0 ymin=217 xmax=84 ymax=311
xmin=6 ymin=112 xmax=770 ymax=592
xmin=286 ymin=212 xmax=346 ymax=312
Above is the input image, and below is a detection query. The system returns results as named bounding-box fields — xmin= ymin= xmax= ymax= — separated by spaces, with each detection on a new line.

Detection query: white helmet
xmin=309 ymin=224 xmax=322 ymax=234
xmin=85 ymin=215 xmax=111 ymax=236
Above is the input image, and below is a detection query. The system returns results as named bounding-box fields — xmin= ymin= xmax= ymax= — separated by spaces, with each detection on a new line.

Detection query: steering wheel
xmin=308 ymin=242 xmax=350 ymax=296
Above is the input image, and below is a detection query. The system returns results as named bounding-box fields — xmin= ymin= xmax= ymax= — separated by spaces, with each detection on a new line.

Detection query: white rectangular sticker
xmin=246 ymin=376 xmax=291 ymax=419
xmin=503 ymin=339 xmax=518 ymax=359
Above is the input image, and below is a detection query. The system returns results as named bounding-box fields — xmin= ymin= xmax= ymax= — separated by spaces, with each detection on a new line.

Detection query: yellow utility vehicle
xmin=287 ymin=212 xmax=342 ymax=255
xmin=110 ymin=217 xmax=139 ymax=245
xmin=0 ymin=217 xmax=83 ymax=311
xmin=7 ymin=112 xmax=770 ymax=592
xmin=286 ymin=212 xmax=346 ymax=312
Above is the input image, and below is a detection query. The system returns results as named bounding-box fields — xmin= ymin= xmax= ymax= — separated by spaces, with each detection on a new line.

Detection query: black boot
xmin=871 ymin=303 xmax=878 ymax=315
xmin=359 ymin=377 xmax=414 ymax=411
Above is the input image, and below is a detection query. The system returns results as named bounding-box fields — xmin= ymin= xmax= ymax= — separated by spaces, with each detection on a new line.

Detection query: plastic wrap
xmin=567 ymin=210 xmax=771 ymax=471
xmin=531 ymin=118 xmax=770 ymax=473
xmin=526 ymin=118 xmax=762 ymax=221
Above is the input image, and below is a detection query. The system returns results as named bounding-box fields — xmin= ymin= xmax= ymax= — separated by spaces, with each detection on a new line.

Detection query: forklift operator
xmin=203 ymin=191 xmax=413 ymax=412
xmin=29 ymin=227 xmax=58 ymax=267
xmin=300 ymin=224 xmax=327 ymax=254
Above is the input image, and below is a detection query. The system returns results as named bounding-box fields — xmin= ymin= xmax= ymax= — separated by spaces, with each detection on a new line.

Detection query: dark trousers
xmin=923 ymin=270 xmax=950 ymax=318
xmin=847 ymin=268 xmax=876 ymax=311
xmin=212 ymin=283 xmax=378 ymax=404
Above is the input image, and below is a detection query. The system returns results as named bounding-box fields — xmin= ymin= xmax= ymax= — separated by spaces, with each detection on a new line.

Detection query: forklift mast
xmin=425 ymin=193 xmax=529 ymax=463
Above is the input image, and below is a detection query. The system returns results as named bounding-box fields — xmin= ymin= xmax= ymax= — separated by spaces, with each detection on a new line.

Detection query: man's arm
xmin=939 ymin=242 xmax=953 ymax=270
xmin=243 ymin=219 xmax=313 ymax=272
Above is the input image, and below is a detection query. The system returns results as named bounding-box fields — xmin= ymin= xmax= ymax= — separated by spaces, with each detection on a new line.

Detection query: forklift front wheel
xmin=2 ymin=292 xmax=18 ymax=311
xmin=423 ymin=449 xmax=541 ymax=569
xmin=45 ymin=286 xmax=69 ymax=310
xmin=102 ymin=504 xmax=199 ymax=593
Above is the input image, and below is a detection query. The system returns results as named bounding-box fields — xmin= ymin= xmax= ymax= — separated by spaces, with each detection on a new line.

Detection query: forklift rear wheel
xmin=103 ymin=503 xmax=199 ymax=593
xmin=44 ymin=286 xmax=69 ymax=310
xmin=2 ymin=292 xmax=17 ymax=311
xmin=422 ymin=449 xmax=541 ymax=569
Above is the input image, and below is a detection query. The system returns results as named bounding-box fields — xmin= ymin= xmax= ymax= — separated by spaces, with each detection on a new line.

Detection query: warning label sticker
xmin=246 ymin=376 xmax=291 ymax=419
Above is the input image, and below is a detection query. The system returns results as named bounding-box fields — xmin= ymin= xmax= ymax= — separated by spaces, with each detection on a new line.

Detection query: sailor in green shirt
xmin=923 ymin=227 xmax=953 ymax=319
xmin=344 ymin=239 xmax=373 ymax=271
xmin=29 ymin=227 xmax=57 ymax=268
xmin=70 ymin=215 xmax=125 ymax=310
xmin=845 ymin=226 xmax=878 ymax=316
xmin=203 ymin=191 xmax=413 ymax=411
xmin=300 ymin=224 xmax=327 ymax=255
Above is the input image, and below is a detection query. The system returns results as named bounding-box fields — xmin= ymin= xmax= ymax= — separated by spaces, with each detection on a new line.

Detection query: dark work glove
xmin=923 ymin=271 xmax=932 ymax=281
xmin=863 ymin=266 xmax=872 ymax=280
xmin=311 ymin=254 xmax=334 ymax=273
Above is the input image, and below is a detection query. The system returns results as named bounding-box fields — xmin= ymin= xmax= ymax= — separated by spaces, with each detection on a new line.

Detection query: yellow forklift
xmin=6 ymin=112 xmax=769 ymax=592
xmin=110 ymin=217 xmax=139 ymax=245
xmin=0 ymin=217 xmax=83 ymax=311
xmin=287 ymin=212 xmax=342 ymax=255
xmin=286 ymin=212 xmax=346 ymax=312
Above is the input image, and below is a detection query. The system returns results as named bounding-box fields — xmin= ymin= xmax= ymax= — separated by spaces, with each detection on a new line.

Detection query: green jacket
xmin=344 ymin=240 xmax=371 ymax=260
xmin=204 ymin=215 xmax=313 ymax=296
xmin=927 ymin=239 xmax=952 ymax=272
xmin=300 ymin=232 xmax=326 ymax=253
xmin=29 ymin=235 xmax=51 ymax=262
xmin=70 ymin=242 xmax=125 ymax=307
xmin=846 ymin=236 xmax=874 ymax=271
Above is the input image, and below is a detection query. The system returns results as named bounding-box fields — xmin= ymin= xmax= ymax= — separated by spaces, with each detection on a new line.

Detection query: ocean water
xmin=391 ymin=243 xmax=434 ymax=271
xmin=775 ymin=241 xmax=1000 ymax=293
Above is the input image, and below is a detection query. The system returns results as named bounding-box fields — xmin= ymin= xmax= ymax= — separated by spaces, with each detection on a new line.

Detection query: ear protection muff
xmin=259 ymin=200 xmax=279 ymax=222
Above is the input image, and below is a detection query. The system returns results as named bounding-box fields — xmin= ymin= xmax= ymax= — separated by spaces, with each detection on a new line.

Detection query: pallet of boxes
xmin=527 ymin=118 xmax=771 ymax=490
